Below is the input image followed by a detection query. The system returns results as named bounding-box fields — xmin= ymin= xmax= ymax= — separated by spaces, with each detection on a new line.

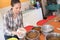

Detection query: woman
xmin=3 ymin=0 xmax=24 ymax=40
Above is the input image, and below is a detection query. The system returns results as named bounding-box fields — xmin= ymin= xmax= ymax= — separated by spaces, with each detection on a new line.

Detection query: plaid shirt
xmin=3 ymin=9 xmax=23 ymax=36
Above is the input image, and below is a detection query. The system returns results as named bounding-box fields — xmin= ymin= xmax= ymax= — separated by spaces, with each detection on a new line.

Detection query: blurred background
xmin=0 ymin=0 xmax=60 ymax=40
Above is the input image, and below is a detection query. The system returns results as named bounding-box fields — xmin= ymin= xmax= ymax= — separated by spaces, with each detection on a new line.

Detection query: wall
xmin=0 ymin=2 xmax=30 ymax=16
xmin=0 ymin=0 xmax=29 ymax=8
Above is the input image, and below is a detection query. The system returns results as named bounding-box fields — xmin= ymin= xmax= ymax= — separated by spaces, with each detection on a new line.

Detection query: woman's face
xmin=12 ymin=3 xmax=21 ymax=14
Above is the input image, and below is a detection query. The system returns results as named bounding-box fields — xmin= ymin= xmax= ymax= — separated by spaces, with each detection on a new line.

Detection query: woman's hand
xmin=12 ymin=31 xmax=20 ymax=36
xmin=12 ymin=31 xmax=21 ymax=37
xmin=12 ymin=31 xmax=17 ymax=35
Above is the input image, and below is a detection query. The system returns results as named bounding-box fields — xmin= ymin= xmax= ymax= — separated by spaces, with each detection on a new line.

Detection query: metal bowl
xmin=41 ymin=24 xmax=54 ymax=32
xmin=46 ymin=32 xmax=60 ymax=40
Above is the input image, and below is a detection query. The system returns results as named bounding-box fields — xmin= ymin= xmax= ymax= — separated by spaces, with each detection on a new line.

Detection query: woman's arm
xmin=3 ymin=14 xmax=18 ymax=36
xmin=3 ymin=14 xmax=12 ymax=35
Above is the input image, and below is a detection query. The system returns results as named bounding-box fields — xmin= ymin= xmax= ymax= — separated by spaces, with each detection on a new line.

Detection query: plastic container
xmin=17 ymin=28 xmax=26 ymax=40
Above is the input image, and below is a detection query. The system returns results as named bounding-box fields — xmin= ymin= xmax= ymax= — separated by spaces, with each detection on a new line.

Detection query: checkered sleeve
xmin=3 ymin=13 xmax=12 ymax=35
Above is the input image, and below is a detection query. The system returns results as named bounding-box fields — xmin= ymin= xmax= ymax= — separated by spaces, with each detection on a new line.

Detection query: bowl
xmin=7 ymin=38 xmax=18 ymax=40
xmin=17 ymin=28 xmax=26 ymax=38
xmin=41 ymin=24 xmax=54 ymax=32
xmin=26 ymin=30 xmax=40 ymax=40
xmin=46 ymin=32 xmax=60 ymax=40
